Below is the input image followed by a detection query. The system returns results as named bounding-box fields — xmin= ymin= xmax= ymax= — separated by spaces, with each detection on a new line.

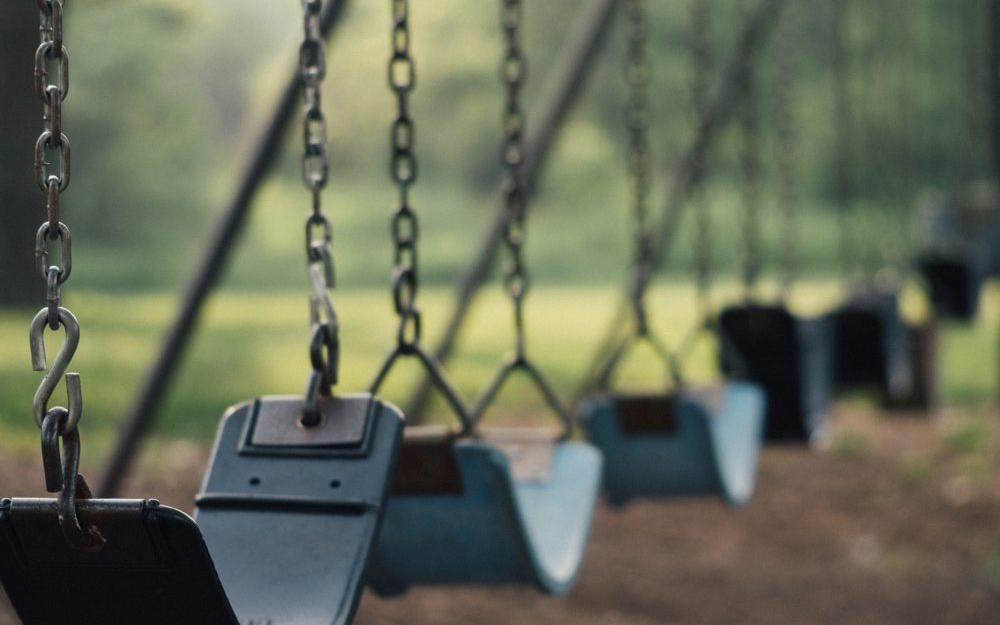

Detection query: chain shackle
xmin=27 ymin=0 xmax=100 ymax=553
xmin=690 ymin=0 xmax=713 ymax=313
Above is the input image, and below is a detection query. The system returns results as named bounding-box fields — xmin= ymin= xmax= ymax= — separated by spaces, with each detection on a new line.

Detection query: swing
xmin=830 ymin=290 xmax=914 ymax=400
xmin=717 ymin=12 xmax=832 ymax=445
xmin=827 ymin=3 xmax=914 ymax=403
xmin=882 ymin=320 xmax=939 ymax=411
xmin=579 ymin=0 xmax=764 ymax=508
xmin=917 ymin=189 xmax=997 ymax=321
xmin=1 ymin=5 xmax=403 ymax=625
xmin=365 ymin=0 xmax=600 ymax=597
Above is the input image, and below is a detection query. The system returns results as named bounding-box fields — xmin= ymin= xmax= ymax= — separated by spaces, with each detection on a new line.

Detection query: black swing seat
xmin=918 ymin=253 xmax=986 ymax=321
xmin=367 ymin=425 xmax=602 ymax=596
xmin=829 ymin=291 xmax=913 ymax=401
xmin=717 ymin=304 xmax=832 ymax=444
xmin=0 ymin=394 xmax=403 ymax=625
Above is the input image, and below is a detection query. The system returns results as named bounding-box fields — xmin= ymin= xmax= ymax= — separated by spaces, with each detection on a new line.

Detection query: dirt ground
xmin=1 ymin=406 xmax=999 ymax=625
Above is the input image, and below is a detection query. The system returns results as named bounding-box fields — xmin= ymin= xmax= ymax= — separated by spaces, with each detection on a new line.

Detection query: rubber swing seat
xmin=829 ymin=291 xmax=912 ymax=400
xmin=718 ymin=304 xmax=832 ymax=444
xmin=580 ymin=382 xmax=765 ymax=507
xmin=367 ymin=426 xmax=602 ymax=596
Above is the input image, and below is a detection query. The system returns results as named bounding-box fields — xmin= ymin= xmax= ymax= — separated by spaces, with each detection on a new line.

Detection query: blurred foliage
xmin=17 ymin=0 xmax=991 ymax=293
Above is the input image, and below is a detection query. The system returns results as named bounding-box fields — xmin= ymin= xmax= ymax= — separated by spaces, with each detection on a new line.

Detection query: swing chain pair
xmin=30 ymin=0 xmax=103 ymax=552
xmin=500 ymin=0 xmax=530 ymax=359
xmin=624 ymin=0 xmax=652 ymax=336
xmin=368 ymin=1 xmax=474 ymax=433
xmin=301 ymin=0 xmax=338 ymax=426
xmin=389 ymin=0 xmax=421 ymax=351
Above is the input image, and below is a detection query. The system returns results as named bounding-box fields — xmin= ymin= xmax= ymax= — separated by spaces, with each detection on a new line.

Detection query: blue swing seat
xmin=580 ymin=382 xmax=765 ymax=507
xmin=367 ymin=427 xmax=602 ymax=596
xmin=718 ymin=304 xmax=833 ymax=444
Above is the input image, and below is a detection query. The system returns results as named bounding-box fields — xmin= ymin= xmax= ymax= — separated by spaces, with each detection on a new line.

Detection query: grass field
xmin=0 ymin=280 xmax=996 ymax=465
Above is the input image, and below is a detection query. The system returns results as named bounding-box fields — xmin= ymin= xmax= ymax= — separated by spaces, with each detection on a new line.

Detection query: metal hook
xmin=30 ymin=306 xmax=83 ymax=433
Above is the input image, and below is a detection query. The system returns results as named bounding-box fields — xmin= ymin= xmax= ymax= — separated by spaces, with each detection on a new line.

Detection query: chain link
xmin=299 ymin=0 xmax=338 ymax=425
xmin=499 ymin=0 xmax=530 ymax=357
xmin=775 ymin=2 xmax=799 ymax=297
xmin=624 ymin=0 xmax=652 ymax=335
xmin=831 ymin=0 xmax=857 ymax=285
xmin=28 ymin=0 xmax=103 ymax=552
xmin=738 ymin=46 xmax=762 ymax=299
xmin=388 ymin=0 xmax=421 ymax=351
xmin=34 ymin=0 xmax=73 ymax=321
xmin=691 ymin=0 xmax=712 ymax=314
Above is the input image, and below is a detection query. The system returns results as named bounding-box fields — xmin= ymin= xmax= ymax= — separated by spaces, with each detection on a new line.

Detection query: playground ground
xmin=2 ymin=403 xmax=999 ymax=625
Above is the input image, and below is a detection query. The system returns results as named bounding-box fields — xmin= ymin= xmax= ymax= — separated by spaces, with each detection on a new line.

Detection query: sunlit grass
xmin=0 ymin=281 xmax=995 ymax=473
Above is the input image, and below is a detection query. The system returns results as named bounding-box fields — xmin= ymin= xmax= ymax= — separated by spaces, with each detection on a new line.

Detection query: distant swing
xmin=580 ymin=0 xmax=765 ymax=508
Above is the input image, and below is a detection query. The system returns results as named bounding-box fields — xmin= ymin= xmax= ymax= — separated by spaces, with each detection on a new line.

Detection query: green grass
xmin=1 ymin=280 xmax=996 ymax=474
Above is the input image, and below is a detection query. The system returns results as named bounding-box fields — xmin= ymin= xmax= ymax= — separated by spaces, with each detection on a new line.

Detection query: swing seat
xmin=830 ymin=291 xmax=913 ymax=400
xmin=718 ymin=304 xmax=832 ymax=444
xmin=881 ymin=321 xmax=939 ymax=411
xmin=0 ymin=394 xmax=403 ymax=625
xmin=367 ymin=426 xmax=602 ymax=596
xmin=918 ymin=254 xmax=984 ymax=321
xmin=580 ymin=382 xmax=765 ymax=507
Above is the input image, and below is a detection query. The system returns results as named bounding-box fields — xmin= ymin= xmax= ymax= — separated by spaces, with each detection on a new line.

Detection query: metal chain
xmin=775 ymin=1 xmax=798 ymax=297
xmin=500 ymin=0 xmax=530 ymax=358
xmin=738 ymin=45 xmax=762 ymax=300
xmin=29 ymin=0 xmax=104 ymax=552
xmin=690 ymin=0 xmax=712 ymax=316
xmin=831 ymin=0 xmax=857 ymax=285
xmin=368 ymin=1 xmax=474 ymax=433
xmin=300 ymin=0 xmax=338 ymax=426
xmin=624 ymin=0 xmax=652 ymax=336
xmin=388 ymin=0 xmax=421 ymax=351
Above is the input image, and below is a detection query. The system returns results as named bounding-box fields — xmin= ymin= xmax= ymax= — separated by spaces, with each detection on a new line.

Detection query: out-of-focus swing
xmin=717 ymin=2 xmax=834 ymax=444
xmin=0 ymin=3 xmax=404 ymax=625
xmin=367 ymin=0 xmax=602 ymax=597
xmin=826 ymin=0 xmax=923 ymax=408
xmin=580 ymin=0 xmax=765 ymax=508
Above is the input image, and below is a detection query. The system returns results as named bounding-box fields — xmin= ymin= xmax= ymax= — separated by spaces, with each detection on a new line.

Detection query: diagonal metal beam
xmin=403 ymin=0 xmax=622 ymax=420
xmin=97 ymin=0 xmax=351 ymax=497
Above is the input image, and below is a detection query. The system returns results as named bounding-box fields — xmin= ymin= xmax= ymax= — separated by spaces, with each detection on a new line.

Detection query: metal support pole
xmin=97 ymin=0 xmax=351 ymax=497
